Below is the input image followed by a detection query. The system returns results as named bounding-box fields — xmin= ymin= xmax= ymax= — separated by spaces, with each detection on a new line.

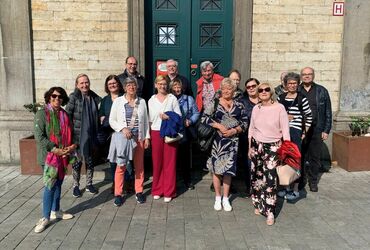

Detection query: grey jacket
xmin=65 ymin=88 xmax=101 ymax=146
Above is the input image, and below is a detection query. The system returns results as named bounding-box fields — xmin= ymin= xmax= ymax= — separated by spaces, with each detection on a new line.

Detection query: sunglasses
xmin=246 ymin=84 xmax=257 ymax=90
xmin=258 ymin=87 xmax=271 ymax=93
xmin=51 ymin=94 xmax=62 ymax=99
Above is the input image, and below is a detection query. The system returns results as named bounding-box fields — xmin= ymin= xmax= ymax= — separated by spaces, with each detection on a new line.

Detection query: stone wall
xmin=31 ymin=0 xmax=129 ymax=100
xmin=251 ymin=0 xmax=344 ymax=112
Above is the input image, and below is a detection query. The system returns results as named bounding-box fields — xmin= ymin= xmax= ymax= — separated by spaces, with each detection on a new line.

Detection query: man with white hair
xmin=165 ymin=59 xmax=193 ymax=96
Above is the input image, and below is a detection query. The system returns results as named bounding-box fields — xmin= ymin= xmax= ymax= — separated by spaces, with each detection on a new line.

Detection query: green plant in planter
xmin=349 ymin=116 xmax=370 ymax=136
xmin=23 ymin=102 xmax=44 ymax=114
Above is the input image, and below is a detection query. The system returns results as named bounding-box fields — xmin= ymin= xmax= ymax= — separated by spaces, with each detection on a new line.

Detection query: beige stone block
xmin=98 ymin=50 xmax=127 ymax=61
xmin=45 ymin=2 xmax=65 ymax=11
xmin=32 ymin=1 xmax=48 ymax=11
xmin=101 ymin=21 xmax=128 ymax=31
xmin=271 ymin=62 xmax=302 ymax=72
xmin=35 ymin=69 xmax=73 ymax=80
xmin=33 ymin=41 xmax=69 ymax=51
xmin=102 ymin=2 xmax=126 ymax=11
xmin=290 ymin=15 xmax=329 ymax=24
xmin=267 ymin=5 xmax=303 ymax=14
xmin=53 ymin=11 xmax=108 ymax=21
xmin=58 ymin=51 xmax=99 ymax=61
xmin=250 ymin=61 xmax=273 ymax=71
xmin=34 ymin=59 xmax=68 ymax=70
xmin=329 ymin=16 xmax=345 ymax=24
xmin=252 ymin=5 xmax=269 ymax=14
xmin=66 ymin=60 xmax=89 ymax=69
xmin=267 ymin=52 xmax=285 ymax=61
xmin=67 ymin=2 xmax=102 ymax=11
xmin=290 ymin=42 xmax=320 ymax=52
xmin=279 ymin=0 xmax=303 ymax=5
xmin=319 ymin=42 xmax=343 ymax=52
xmin=33 ymin=31 xmax=62 ymax=41
xmin=308 ymin=33 xmax=343 ymax=43
xmin=33 ymin=50 xmax=59 ymax=60
xmin=297 ymin=23 xmax=343 ymax=34
xmin=83 ymin=42 xmax=108 ymax=51
xmin=320 ymin=70 xmax=341 ymax=82
xmin=253 ymin=23 xmax=296 ymax=33
xmin=253 ymin=14 xmax=290 ymax=23
xmin=31 ymin=10 xmax=53 ymax=20
xmin=252 ymin=32 xmax=306 ymax=43
xmin=311 ymin=61 xmax=341 ymax=70
xmin=88 ymin=60 xmax=121 ymax=70
xmin=256 ymin=0 xmax=280 ymax=4
xmin=109 ymin=12 xmax=128 ymax=21
xmin=251 ymin=52 xmax=268 ymax=61
xmin=302 ymin=6 xmax=331 ymax=15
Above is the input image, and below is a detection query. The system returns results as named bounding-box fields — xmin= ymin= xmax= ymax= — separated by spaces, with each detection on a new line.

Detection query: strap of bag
xmin=127 ymin=97 xmax=140 ymax=129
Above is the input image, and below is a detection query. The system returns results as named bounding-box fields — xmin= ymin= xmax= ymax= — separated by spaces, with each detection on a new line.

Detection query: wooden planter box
xmin=19 ymin=135 xmax=42 ymax=175
xmin=19 ymin=135 xmax=85 ymax=175
xmin=332 ymin=131 xmax=370 ymax=171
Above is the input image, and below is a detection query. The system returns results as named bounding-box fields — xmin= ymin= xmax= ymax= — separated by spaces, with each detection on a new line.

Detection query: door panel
xmin=145 ymin=0 xmax=233 ymax=96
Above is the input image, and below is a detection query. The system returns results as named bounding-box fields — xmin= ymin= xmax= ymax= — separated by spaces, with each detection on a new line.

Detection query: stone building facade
xmin=1 ymin=0 xmax=369 ymax=164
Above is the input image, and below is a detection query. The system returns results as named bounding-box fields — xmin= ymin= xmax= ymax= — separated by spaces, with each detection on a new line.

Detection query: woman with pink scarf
xmin=34 ymin=87 xmax=77 ymax=233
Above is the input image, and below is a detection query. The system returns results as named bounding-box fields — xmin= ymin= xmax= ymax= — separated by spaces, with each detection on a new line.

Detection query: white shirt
xmin=148 ymin=94 xmax=181 ymax=131
xmin=109 ymin=95 xmax=150 ymax=140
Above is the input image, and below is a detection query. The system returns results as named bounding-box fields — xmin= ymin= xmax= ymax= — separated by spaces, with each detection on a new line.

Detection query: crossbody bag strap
xmin=128 ymin=98 xmax=140 ymax=129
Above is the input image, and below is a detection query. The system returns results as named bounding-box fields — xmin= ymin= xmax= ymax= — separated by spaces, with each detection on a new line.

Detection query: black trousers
xmin=302 ymin=129 xmax=322 ymax=184
xmin=177 ymin=141 xmax=192 ymax=184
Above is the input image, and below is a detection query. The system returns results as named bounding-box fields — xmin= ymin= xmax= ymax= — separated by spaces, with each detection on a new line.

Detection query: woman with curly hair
xmin=34 ymin=86 xmax=76 ymax=233
xmin=201 ymin=78 xmax=248 ymax=212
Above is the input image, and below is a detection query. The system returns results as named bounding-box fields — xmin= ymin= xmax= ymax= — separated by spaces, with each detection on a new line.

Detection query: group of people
xmin=33 ymin=56 xmax=332 ymax=233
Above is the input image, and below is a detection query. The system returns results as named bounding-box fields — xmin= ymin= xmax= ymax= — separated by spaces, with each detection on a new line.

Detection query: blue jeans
xmin=43 ymin=178 xmax=63 ymax=219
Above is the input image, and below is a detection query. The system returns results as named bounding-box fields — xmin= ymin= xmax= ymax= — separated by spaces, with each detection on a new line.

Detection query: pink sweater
xmin=248 ymin=103 xmax=290 ymax=143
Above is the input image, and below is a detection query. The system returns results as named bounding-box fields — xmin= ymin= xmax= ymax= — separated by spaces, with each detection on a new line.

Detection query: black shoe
xmin=114 ymin=196 xmax=123 ymax=206
xmin=135 ymin=192 xmax=146 ymax=204
xmin=210 ymin=183 xmax=215 ymax=192
xmin=86 ymin=185 xmax=98 ymax=194
xmin=185 ymin=182 xmax=195 ymax=190
xmin=72 ymin=186 xmax=81 ymax=198
xmin=230 ymin=184 xmax=237 ymax=194
xmin=309 ymin=183 xmax=318 ymax=192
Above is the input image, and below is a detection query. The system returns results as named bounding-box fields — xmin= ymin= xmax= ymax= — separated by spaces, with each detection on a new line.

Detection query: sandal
xmin=266 ymin=214 xmax=275 ymax=226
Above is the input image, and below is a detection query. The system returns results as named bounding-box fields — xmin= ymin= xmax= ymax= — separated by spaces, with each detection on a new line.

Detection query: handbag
xmin=165 ymin=133 xmax=183 ymax=143
xmin=276 ymin=164 xmax=300 ymax=185
xmin=197 ymin=98 xmax=219 ymax=152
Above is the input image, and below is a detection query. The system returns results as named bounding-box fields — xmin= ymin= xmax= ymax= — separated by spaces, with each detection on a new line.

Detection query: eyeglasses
xmin=287 ymin=81 xmax=298 ymax=85
xmin=246 ymin=84 xmax=257 ymax=90
xmin=258 ymin=87 xmax=271 ymax=93
xmin=301 ymin=73 xmax=313 ymax=76
xmin=127 ymin=63 xmax=137 ymax=66
xmin=51 ymin=94 xmax=62 ymax=99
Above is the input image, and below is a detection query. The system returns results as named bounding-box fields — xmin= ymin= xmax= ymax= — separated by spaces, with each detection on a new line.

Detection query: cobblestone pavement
xmin=0 ymin=165 xmax=369 ymax=249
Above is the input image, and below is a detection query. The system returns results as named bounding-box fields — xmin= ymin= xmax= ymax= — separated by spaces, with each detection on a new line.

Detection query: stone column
xmin=334 ymin=1 xmax=370 ymax=130
xmin=0 ymin=0 xmax=34 ymax=163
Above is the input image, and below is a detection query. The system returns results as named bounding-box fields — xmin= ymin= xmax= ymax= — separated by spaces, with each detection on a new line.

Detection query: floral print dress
xmin=202 ymin=99 xmax=248 ymax=176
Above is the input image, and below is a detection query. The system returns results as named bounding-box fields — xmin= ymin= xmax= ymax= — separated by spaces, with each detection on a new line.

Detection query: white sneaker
xmin=214 ymin=200 xmax=222 ymax=211
xmin=164 ymin=197 xmax=172 ymax=203
xmin=34 ymin=218 xmax=49 ymax=233
xmin=50 ymin=210 xmax=74 ymax=220
xmin=153 ymin=195 xmax=161 ymax=200
xmin=222 ymin=199 xmax=233 ymax=212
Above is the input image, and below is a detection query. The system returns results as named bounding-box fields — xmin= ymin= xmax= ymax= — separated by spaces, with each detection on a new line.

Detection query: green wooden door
xmin=145 ymin=0 xmax=233 ymax=96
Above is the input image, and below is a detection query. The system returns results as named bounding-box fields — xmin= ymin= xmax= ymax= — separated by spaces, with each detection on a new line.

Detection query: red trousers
xmin=114 ymin=140 xmax=145 ymax=196
xmin=151 ymin=130 xmax=177 ymax=198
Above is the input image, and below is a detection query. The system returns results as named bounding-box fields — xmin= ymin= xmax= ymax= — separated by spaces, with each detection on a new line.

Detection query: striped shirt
xmin=124 ymin=103 xmax=139 ymax=137
xmin=278 ymin=95 xmax=313 ymax=132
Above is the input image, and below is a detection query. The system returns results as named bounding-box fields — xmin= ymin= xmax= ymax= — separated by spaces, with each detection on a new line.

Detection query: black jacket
xmin=165 ymin=74 xmax=193 ymax=97
xmin=65 ymin=88 xmax=101 ymax=146
xmin=118 ymin=69 xmax=151 ymax=101
xmin=299 ymin=83 xmax=332 ymax=134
